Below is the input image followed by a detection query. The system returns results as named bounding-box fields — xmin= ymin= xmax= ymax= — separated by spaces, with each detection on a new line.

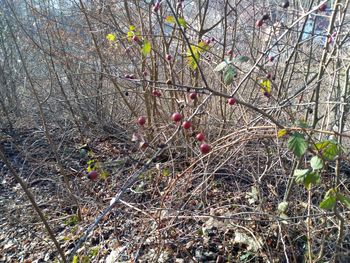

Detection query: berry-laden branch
xmin=164 ymin=0 xmax=285 ymax=129
xmin=68 ymin=84 xmax=215 ymax=260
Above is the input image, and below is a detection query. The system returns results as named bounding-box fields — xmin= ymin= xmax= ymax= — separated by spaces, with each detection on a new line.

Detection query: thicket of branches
xmin=1 ymin=0 xmax=350 ymax=262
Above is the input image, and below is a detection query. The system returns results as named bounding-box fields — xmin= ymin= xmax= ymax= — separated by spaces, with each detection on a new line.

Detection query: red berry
xmin=210 ymin=37 xmax=216 ymax=42
xmin=264 ymin=91 xmax=271 ymax=98
xmin=182 ymin=121 xmax=191 ymax=129
xmin=139 ymin=141 xmax=148 ymax=150
xmin=152 ymin=90 xmax=161 ymax=97
xmin=200 ymin=143 xmax=211 ymax=154
xmin=196 ymin=132 xmax=205 ymax=141
xmin=256 ymin=19 xmax=263 ymax=27
xmin=189 ymin=92 xmax=197 ymax=100
xmin=88 ymin=170 xmax=98 ymax=181
xmin=153 ymin=2 xmax=161 ymax=12
xmin=166 ymin=54 xmax=172 ymax=61
xmin=266 ymin=73 xmax=272 ymax=79
xmin=138 ymin=116 xmax=146 ymax=126
xmin=171 ymin=112 xmax=182 ymax=122
xmin=143 ymin=71 xmax=148 ymax=76
xmin=268 ymin=56 xmax=274 ymax=62
xmin=132 ymin=35 xmax=140 ymax=43
xmin=227 ymin=98 xmax=236 ymax=105
xmin=125 ymin=74 xmax=130 ymax=79
xmin=227 ymin=49 xmax=233 ymax=56
xmin=319 ymin=3 xmax=327 ymax=12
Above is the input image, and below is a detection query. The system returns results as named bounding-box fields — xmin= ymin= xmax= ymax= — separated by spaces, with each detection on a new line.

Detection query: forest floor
xmin=1 ymin=125 xmax=349 ymax=263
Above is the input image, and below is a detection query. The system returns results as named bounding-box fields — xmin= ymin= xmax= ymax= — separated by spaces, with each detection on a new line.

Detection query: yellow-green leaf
xmin=260 ymin=79 xmax=271 ymax=93
xmin=162 ymin=167 xmax=170 ymax=177
xmin=142 ymin=40 xmax=151 ymax=56
xmin=127 ymin=31 xmax=134 ymax=42
xmin=198 ymin=40 xmax=209 ymax=52
xmin=165 ymin=16 xmax=175 ymax=23
xmin=186 ymin=45 xmax=199 ymax=70
xmin=129 ymin=25 xmax=135 ymax=31
xmin=106 ymin=33 xmax=116 ymax=41
xmin=178 ymin=17 xmax=187 ymax=28
xmin=100 ymin=170 xmax=110 ymax=180
xmin=314 ymin=140 xmax=340 ymax=161
xmin=277 ymin=129 xmax=287 ymax=138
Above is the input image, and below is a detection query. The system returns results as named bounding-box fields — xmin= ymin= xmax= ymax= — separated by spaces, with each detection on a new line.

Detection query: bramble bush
xmin=1 ymin=0 xmax=350 ymax=262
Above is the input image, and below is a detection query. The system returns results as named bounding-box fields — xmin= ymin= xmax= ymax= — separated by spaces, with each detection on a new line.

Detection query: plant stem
xmin=0 ymin=145 xmax=67 ymax=263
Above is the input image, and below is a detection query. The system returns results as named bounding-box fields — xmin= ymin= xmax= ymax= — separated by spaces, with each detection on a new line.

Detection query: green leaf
xmin=238 ymin=56 xmax=249 ymax=62
xmin=294 ymin=169 xmax=320 ymax=189
xmin=64 ymin=215 xmax=79 ymax=226
xmin=288 ymin=132 xmax=308 ymax=157
xmin=337 ymin=193 xmax=350 ymax=209
xmin=294 ymin=169 xmax=310 ymax=184
xmin=142 ymin=40 xmax=151 ymax=56
xmin=323 ymin=143 xmax=339 ymax=160
xmin=303 ymin=172 xmax=320 ymax=189
xmin=320 ymin=189 xmax=337 ymax=210
xmin=89 ymin=247 xmax=99 ymax=258
xmin=278 ymin=201 xmax=288 ymax=213
xmin=129 ymin=25 xmax=135 ymax=31
xmin=214 ymin=61 xmax=228 ymax=72
xmin=178 ymin=17 xmax=187 ymax=28
xmin=224 ymin=65 xmax=236 ymax=85
xmin=320 ymin=196 xmax=336 ymax=210
xmin=310 ymin=156 xmax=323 ymax=170
xmin=295 ymin=119 xmax=309 ymax=128
xmin=315 ymin=140 xmax=340 ymax=160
